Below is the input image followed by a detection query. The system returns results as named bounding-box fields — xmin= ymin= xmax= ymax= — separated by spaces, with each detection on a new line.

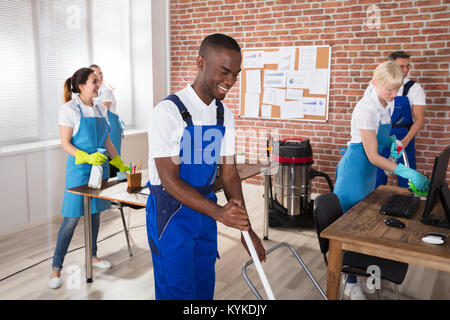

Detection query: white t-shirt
xmin=59 ymin=94 xmax=109 ymax=136
xmin=147 ymin=85 xmax=236 ymax=185
xmin=95 ymin=83 xmax=117 ymax=114
xmin=398 ymin=77 xmax=426 ymax=106
xmin=349 ymin=84 xmax=393 ymax=145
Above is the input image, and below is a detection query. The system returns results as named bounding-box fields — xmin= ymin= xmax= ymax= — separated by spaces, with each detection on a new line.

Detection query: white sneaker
xmin=92 ymin=259 xmax=112 ymax=269
xmin=344 ymin=283 xmax=367 ymax=300
xmin=48 ymin=276 xmax=62 ymax=289
xmin=358 ymin=276 xmax=376 ymax=294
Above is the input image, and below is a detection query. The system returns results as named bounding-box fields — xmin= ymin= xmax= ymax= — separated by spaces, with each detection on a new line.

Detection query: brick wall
xmin=169 ymin=0 xmax=450 ymax=193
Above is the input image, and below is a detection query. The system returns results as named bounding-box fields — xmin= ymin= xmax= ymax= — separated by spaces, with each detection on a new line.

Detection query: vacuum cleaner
xmin=268 ymin=138 xmax=334 ymax=228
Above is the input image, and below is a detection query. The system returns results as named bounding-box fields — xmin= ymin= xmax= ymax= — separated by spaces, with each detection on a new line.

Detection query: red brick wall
xmin=169 ymin=0 xmax=450 ymax=193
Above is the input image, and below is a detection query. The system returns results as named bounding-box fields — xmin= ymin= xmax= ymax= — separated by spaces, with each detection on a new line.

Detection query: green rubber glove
xmin=109 ymin=155 xmax=131 ymax=172
xmin=394 ymin=164 xmax=430 ymax=192
xmin=75 ymin=149 xmax=108 ymax=165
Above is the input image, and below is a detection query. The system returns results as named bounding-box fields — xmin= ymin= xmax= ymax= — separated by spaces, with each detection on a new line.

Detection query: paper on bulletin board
xmin=286 ymin=88 xmax=303 ymax=100
xmin=263 ymin=70 xmax=286 ymax=88
xmin=243 ymin=51 xmax=264 ymax=69
xmin=286 ymin=71 xmax=311 ymax=89
xmin=280 ymin=101 xmax=304 ymax=119
xmin=301 ymin=97 xmax=326 ymax=116
xmin=263 ymin=50 xmax=280 ymax=65
xmin=309 ymin=69 xmax=329 ymax=95
xmin=262 ymin=87 xmax=285 ymax=106
xmin=261 ymin=104 xmax=272 ymax=118
xmin=278 ymin=47 xmax=295 ymax=71
xmin=298 ymin=46 xmax=316 ymax=71
xmin=244 ymin=93 xmax=260 ymax=118
xmin=246 ymin=69 xmax=261 ymax=94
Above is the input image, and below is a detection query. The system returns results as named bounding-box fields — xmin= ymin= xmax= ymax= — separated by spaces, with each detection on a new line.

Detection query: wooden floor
xmin=0 ymin=184 xmax=449 ymax=300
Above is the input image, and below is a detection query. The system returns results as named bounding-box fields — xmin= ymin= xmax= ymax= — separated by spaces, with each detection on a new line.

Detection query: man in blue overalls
xmin=375 ymin=51 xmax=426 ymax=188
xmin=146 ymin=34 xmax=266 ymax=300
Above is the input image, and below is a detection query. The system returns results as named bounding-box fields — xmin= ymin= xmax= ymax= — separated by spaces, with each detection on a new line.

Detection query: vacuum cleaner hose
xmin=309 ymin=169 xmax=334 ymax=192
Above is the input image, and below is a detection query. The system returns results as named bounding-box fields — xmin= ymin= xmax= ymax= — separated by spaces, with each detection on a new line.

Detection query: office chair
xmin=112 ymin=201 xmax=143 ymax=257
xmin=313 ymin=193 xmax=409 ymax=300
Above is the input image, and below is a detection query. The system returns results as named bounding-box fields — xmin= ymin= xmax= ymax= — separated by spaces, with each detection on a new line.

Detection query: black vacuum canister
xmin=272 ymin=138 xmax=313 ymax=166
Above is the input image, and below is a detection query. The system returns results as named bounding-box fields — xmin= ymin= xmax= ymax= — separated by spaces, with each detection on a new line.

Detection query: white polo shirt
xmin=59 ymin=94 xmax=109 ymax=136
xmin=94 ymin=83 xmax=117 ymax=114
xmin=349 ymin=84 xmax=393 ymax=145
xmin=147 ymin=85 xmax=236 ymax=185
xmin=398 ymin=77 xmax=426 ymax=106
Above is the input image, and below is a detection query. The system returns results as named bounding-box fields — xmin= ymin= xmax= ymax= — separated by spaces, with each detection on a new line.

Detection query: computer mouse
xmin=421 ymin=232 xmax=447 ymax=245
xmin=384 ymin=218 xmax=405 ymax=228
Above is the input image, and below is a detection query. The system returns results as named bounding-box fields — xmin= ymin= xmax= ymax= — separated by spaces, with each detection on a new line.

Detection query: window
xmin=0 ymin=0 xmax=40 ymax=145
xmin=0 ymin=0 xmax=135 ymax=147
xmin=91 ymin=0 xmax=134 ymax=127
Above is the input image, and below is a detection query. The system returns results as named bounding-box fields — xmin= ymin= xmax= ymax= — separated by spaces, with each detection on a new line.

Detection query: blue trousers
xmin=52 ymin=214 xmax=100 ymax=270
xmin=146 ymin=188 xmax=218 ymax=300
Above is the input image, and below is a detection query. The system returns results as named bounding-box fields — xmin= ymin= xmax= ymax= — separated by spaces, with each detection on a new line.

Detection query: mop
xmin=241 ymin=230 xmax=276 ymax=300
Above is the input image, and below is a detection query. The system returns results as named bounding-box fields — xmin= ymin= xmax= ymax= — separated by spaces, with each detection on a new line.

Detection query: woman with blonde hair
xmin=333 ymin=61 xmax=429 ymax=299
xmin=48 ymin=67 xmax=130 ymax=289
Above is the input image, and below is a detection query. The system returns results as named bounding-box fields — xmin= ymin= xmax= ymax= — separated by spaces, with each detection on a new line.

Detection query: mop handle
xmin=242 ymin=231 xmax=275 ymax=300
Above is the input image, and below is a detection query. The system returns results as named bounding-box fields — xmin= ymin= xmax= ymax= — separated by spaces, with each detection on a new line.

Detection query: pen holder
xmin=126 ymin=172 xmax=142 ymax=190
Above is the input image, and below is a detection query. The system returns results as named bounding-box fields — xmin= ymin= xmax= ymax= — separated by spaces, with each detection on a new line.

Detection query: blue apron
xmin=107 ymin=110 xmax=124 ymax=155
xmin=376 ymin=80 xmax=416 ymax=188
xmin=61 ymin=104 xmax=111 ymax=217
xmin=334 ymin=122 xmax=392 ymax=213
xmin=146 ymin=94 xmax=225 ymax=300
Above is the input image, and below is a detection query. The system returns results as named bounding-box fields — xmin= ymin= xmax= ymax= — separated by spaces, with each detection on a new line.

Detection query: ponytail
xmin=63 ymin=77 xmax=72 ymax=103
xmin=63 ymin=67 xmax=95 ymax=103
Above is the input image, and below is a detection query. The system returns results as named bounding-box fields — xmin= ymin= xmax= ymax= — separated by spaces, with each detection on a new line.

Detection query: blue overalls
xmin=334 ymin=122 xmax=392 ymax=213
xmin=146 ymin=94 xmax=225 ymax=300
xmin=375 ymin=80 xmax=416 ymax=188
xmin=61 ymin=103 xmax=111 ymax=217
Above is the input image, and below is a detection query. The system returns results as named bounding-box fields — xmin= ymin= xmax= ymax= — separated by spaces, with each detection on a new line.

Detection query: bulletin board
xmin=239 ymin=45 xmax=331 ymax=122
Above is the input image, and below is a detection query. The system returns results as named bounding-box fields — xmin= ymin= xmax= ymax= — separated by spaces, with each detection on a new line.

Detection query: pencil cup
xmin=126 ymin=172 xmax=142 ymax=190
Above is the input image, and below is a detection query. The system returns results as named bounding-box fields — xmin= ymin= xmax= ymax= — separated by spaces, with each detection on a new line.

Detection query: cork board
xmin=239 ymin=45 xmax=331 ymax=122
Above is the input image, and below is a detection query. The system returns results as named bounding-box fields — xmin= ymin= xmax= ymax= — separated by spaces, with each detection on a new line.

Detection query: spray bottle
xmin=88 ymin=148 xmax=106 ymax=189
xmin=384 ymin=140 xmax=404 ymax=176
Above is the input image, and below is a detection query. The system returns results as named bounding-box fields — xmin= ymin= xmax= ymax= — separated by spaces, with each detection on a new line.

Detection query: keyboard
xmin=379 ymin=194 xmax=420 ymax=218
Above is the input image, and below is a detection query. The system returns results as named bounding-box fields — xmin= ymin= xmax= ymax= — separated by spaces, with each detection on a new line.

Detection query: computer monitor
xmin=421 ymin=145 xmax=450 ymax=229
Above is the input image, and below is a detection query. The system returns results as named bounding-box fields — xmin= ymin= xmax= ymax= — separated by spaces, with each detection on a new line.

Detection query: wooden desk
xmin=67 ymin=162 xmax=272 ymax=282
xmin=321 ymin=185 xmax=450 ymax=299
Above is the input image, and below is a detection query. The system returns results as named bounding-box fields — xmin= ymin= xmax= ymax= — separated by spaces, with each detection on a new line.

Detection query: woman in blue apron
xmin=333 ymin=61 xmax=429 ymax=299
xmin=49 ymin=68 xmax=129 ymax=289
xmin=90 ymin=64 xmax=124 ymax=178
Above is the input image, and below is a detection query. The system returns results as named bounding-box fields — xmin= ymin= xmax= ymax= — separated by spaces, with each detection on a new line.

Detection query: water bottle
xmin=88 ymin=148 xmax=106 ymax=189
